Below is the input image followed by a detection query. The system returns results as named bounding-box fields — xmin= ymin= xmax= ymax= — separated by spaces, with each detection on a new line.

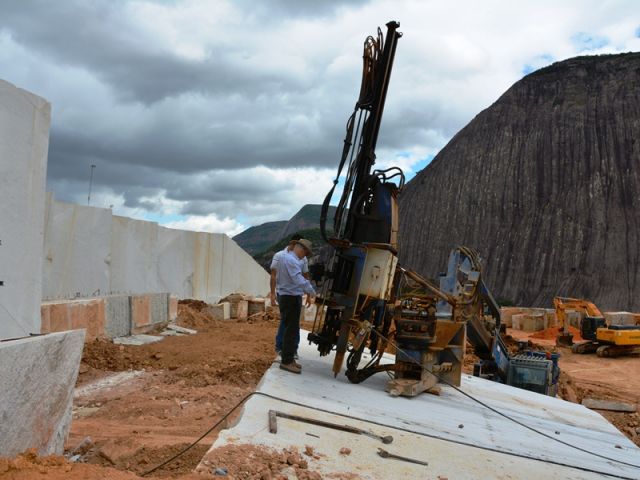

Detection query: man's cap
xmin=296 ymin=238 xmax=313 ymax=254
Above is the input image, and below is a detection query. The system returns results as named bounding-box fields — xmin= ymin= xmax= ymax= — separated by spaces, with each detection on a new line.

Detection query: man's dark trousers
xmin=279 ymin=294 xmax=302 ymax=364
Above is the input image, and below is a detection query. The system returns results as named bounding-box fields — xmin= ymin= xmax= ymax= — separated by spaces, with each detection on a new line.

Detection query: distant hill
xmin=252 ymin=227 xmax=327 ymax=271
xmin=233 ymin=204 xmax=336 ymax=255
xmin=232 ymin=220 xmax=287 ymax=255
xmin=279 ymin=204 xmax=337 ymax=240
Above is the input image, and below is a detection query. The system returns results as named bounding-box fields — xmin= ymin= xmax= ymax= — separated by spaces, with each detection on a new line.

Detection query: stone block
xmin=49 ymin=303 xmax=71 ymax=332
xmin=168 ymin=295 xmax=178 ymax=321
xmin=130 ymin=295 xmax=151 ymax=333
xmin=69 ymin=299 xmax=106 ymax=341
xmin=105 ymin=295 xmax=131 ymax=338
xmin=0 ymin=330 xmax=85 ymax=457
xmin=511 ymin=313 xmax=545 ymax=331
xmin=232 ymin=299 xmax=249 ymax=320
xmin=604 ymin=312 xmax=637 ymax=326
xmin=40 ymin=304 xmax=51 ymax=333
xmin=500 ymin=307 xmax=523 ymax=328
xmin=0 ymin=80 xmax=50 ymax=340
xmin=205 ymin=302 xmax=231 ymax=321
xmin=149 ymin=293 xmax=169 ymax=325
xmin=511 ymin=314 xmax=524 ymax=330
xmin=524 ymin=314 xmax=545 ymax=331
xmin=248 ymin=298 xmax=266 ymax=316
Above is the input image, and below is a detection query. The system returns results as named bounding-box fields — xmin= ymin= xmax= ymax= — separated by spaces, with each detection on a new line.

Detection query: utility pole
xmin=87 ymin=164 xmax=96 ymax=205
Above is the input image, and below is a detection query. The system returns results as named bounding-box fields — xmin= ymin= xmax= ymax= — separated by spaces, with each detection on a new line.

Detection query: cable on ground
xmin=372 ymin=328 xmax=640 ymax=472
xmin=143 ymin=368 xmax=640 ymax=479
xmin=141 ymin=391 xmax=254 ymax=476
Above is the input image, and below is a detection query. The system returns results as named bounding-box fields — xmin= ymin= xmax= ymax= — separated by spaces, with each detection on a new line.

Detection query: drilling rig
xmin=308 ymin=21 xmax=560 ymax=398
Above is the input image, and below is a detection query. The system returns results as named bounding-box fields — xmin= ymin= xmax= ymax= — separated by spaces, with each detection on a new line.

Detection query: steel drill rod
xmin=377 ymin=448 xmax=429 ymax=466
xmin=269 ymin=410 xmax=393 ymax=444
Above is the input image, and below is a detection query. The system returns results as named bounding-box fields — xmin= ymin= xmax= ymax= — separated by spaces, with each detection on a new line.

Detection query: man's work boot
xmin=280 ymin=362 xmax=301 ymax=374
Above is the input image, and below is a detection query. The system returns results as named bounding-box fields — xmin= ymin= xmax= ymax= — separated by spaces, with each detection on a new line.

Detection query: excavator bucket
xmin=555 ymin=332 xmax=574 ymax=347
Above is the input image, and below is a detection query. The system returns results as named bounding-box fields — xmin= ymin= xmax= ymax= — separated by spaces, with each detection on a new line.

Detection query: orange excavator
xmin=554 ymin=296 xmax=640 ymax=357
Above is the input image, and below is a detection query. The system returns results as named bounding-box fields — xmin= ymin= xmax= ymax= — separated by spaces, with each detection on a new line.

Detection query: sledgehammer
xmin=268 ymin=409 xmax=393 ymax=444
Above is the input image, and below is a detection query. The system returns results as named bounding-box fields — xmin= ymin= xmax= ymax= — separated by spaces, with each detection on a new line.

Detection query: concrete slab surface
xmin=0 ymin=330 xmax=85 ymax=457
xmin=112 ymin=334 xmax=163 ymax=346
xmin=202 ymin=330 xmax=640 ymax=479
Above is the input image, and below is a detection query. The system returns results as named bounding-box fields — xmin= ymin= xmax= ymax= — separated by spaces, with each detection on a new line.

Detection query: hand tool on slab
xmin=377 ymin=448 xmax=429 ymax=466
xmin=268 ymin=410 xmax=393 ymax=444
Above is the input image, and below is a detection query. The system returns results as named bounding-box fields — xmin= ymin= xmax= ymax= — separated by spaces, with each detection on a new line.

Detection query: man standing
xmin=270 ymin=234 xmax=309 ymax=355
xmin=278 ymin=239 xmax=315 ymax=374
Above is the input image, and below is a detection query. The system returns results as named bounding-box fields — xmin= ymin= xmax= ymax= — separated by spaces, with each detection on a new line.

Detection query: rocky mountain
xmin=398 ymin=53 xmax=640 ymax=311
xmin=232 ymin=221 xmax=287 ymax=255
xmin=233 ymin=204 xmax=336 ymax=255
xmin=279 ymin=204 xmax=337 ymax=240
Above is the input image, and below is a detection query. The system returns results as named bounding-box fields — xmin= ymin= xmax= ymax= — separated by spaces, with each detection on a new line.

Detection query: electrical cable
xmin=141 ymin=391 xmax=255 ymax=476
xmin=371 ymin=328 xmax=640 ymax=472
xmin=141 ymin=386 xmax=639 ymax=480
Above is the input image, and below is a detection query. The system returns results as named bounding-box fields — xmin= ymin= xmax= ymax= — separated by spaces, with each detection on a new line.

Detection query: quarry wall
xmin=0 ymin=77 xmax=268 ymax=341
xmin=42 ymin=197 xmax=270 ymax=305
xmin=0 ymin=79 xmax=50 ymax=339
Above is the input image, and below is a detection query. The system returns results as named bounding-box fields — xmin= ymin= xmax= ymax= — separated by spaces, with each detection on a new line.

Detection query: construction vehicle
xmin=307 ymin=20 xmax=560 ymax=397
xmin=554 ymin=296 xmax=640 ymax=357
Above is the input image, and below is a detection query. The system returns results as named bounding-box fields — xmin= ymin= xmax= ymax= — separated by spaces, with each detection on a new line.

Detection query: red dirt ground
xmin=2 ymin=304 xmax=640 ymax=479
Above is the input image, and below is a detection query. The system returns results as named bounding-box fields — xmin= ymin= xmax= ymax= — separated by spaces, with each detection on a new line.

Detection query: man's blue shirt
xmin=277 ymin=251 xmax=316 ymax=296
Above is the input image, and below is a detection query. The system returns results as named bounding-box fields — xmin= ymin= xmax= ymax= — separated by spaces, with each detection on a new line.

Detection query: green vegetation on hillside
xmin=252 ymin=227 xmax=328 ymax=270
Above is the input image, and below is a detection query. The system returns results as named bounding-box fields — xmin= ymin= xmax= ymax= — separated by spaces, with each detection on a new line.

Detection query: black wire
xmin=141 ymin=387 xmax=638 ymax=480
xmin=372 ymin=329 xmax=640 ymax=472
xmin=140 ymin=391 xmax=255 ymax=476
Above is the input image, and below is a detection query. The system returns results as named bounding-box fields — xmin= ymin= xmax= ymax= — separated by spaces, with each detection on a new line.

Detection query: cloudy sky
xmin=1 ymin=0 xmax=639 ymax=236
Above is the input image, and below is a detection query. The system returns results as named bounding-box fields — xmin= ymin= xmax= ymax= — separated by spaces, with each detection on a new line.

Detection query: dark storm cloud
xmin=0 ymin=0 xmax=311 ymax=104
xmin=0 ymin=0 xmax=420 ymax=223
xmin=5 ymin=0 xmax=632 ymax=231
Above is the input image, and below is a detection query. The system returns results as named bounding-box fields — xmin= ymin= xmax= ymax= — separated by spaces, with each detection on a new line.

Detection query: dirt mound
xmin=177 ymin=299 xmax=208 ymax=310
xmin=198 ymin=444 xmax=323 ymax=479
xmin=0 ymin=449 xmax=140 ymax=480
xmin=531 ymin=325 xmax=583 ymax=342
xmin=176 ymin=302 xmax=219 ymax=330
xmin=245 ymin=307 xmax=280 ymax=324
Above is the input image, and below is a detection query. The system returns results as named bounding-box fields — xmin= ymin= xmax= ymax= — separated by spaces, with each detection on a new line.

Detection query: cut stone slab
xmin=150 ymin=293 xmax=169 ymax=324
xmin=74 ymin=371 xmax=144 ymax=399
xmin=0 ymin=80 xmax=50 ymax=340
xmin=232 ymin=299 xmax=249 ymax=320
xmin=112 ymin=334 xmax=163 ymax=346
xmin=582 ymin=398 xmax=637 ymax=413
xmin=167 ymin=323 xmax=196 ymax=335
xmin=200 ymin=330 xmax=640 ymax=479
xmin=204 ymin=302 xmax=231 ymax=321
xmin=0 ymin=330 xmax=85 ymax=457
xmin=248 ymin=298 xmax=266 ymax=315
xmin=511 ymin=313 xmax=545 ymax=331
xmin=168 ymin=295 xmax=178 ymax=321
xmin=603 ymin=312 xmax=639 ymax=326
xmin=104 ymin=295 xmax=131 ymax=338
xmin=160 ymin=329 xmax=184 ymax=336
